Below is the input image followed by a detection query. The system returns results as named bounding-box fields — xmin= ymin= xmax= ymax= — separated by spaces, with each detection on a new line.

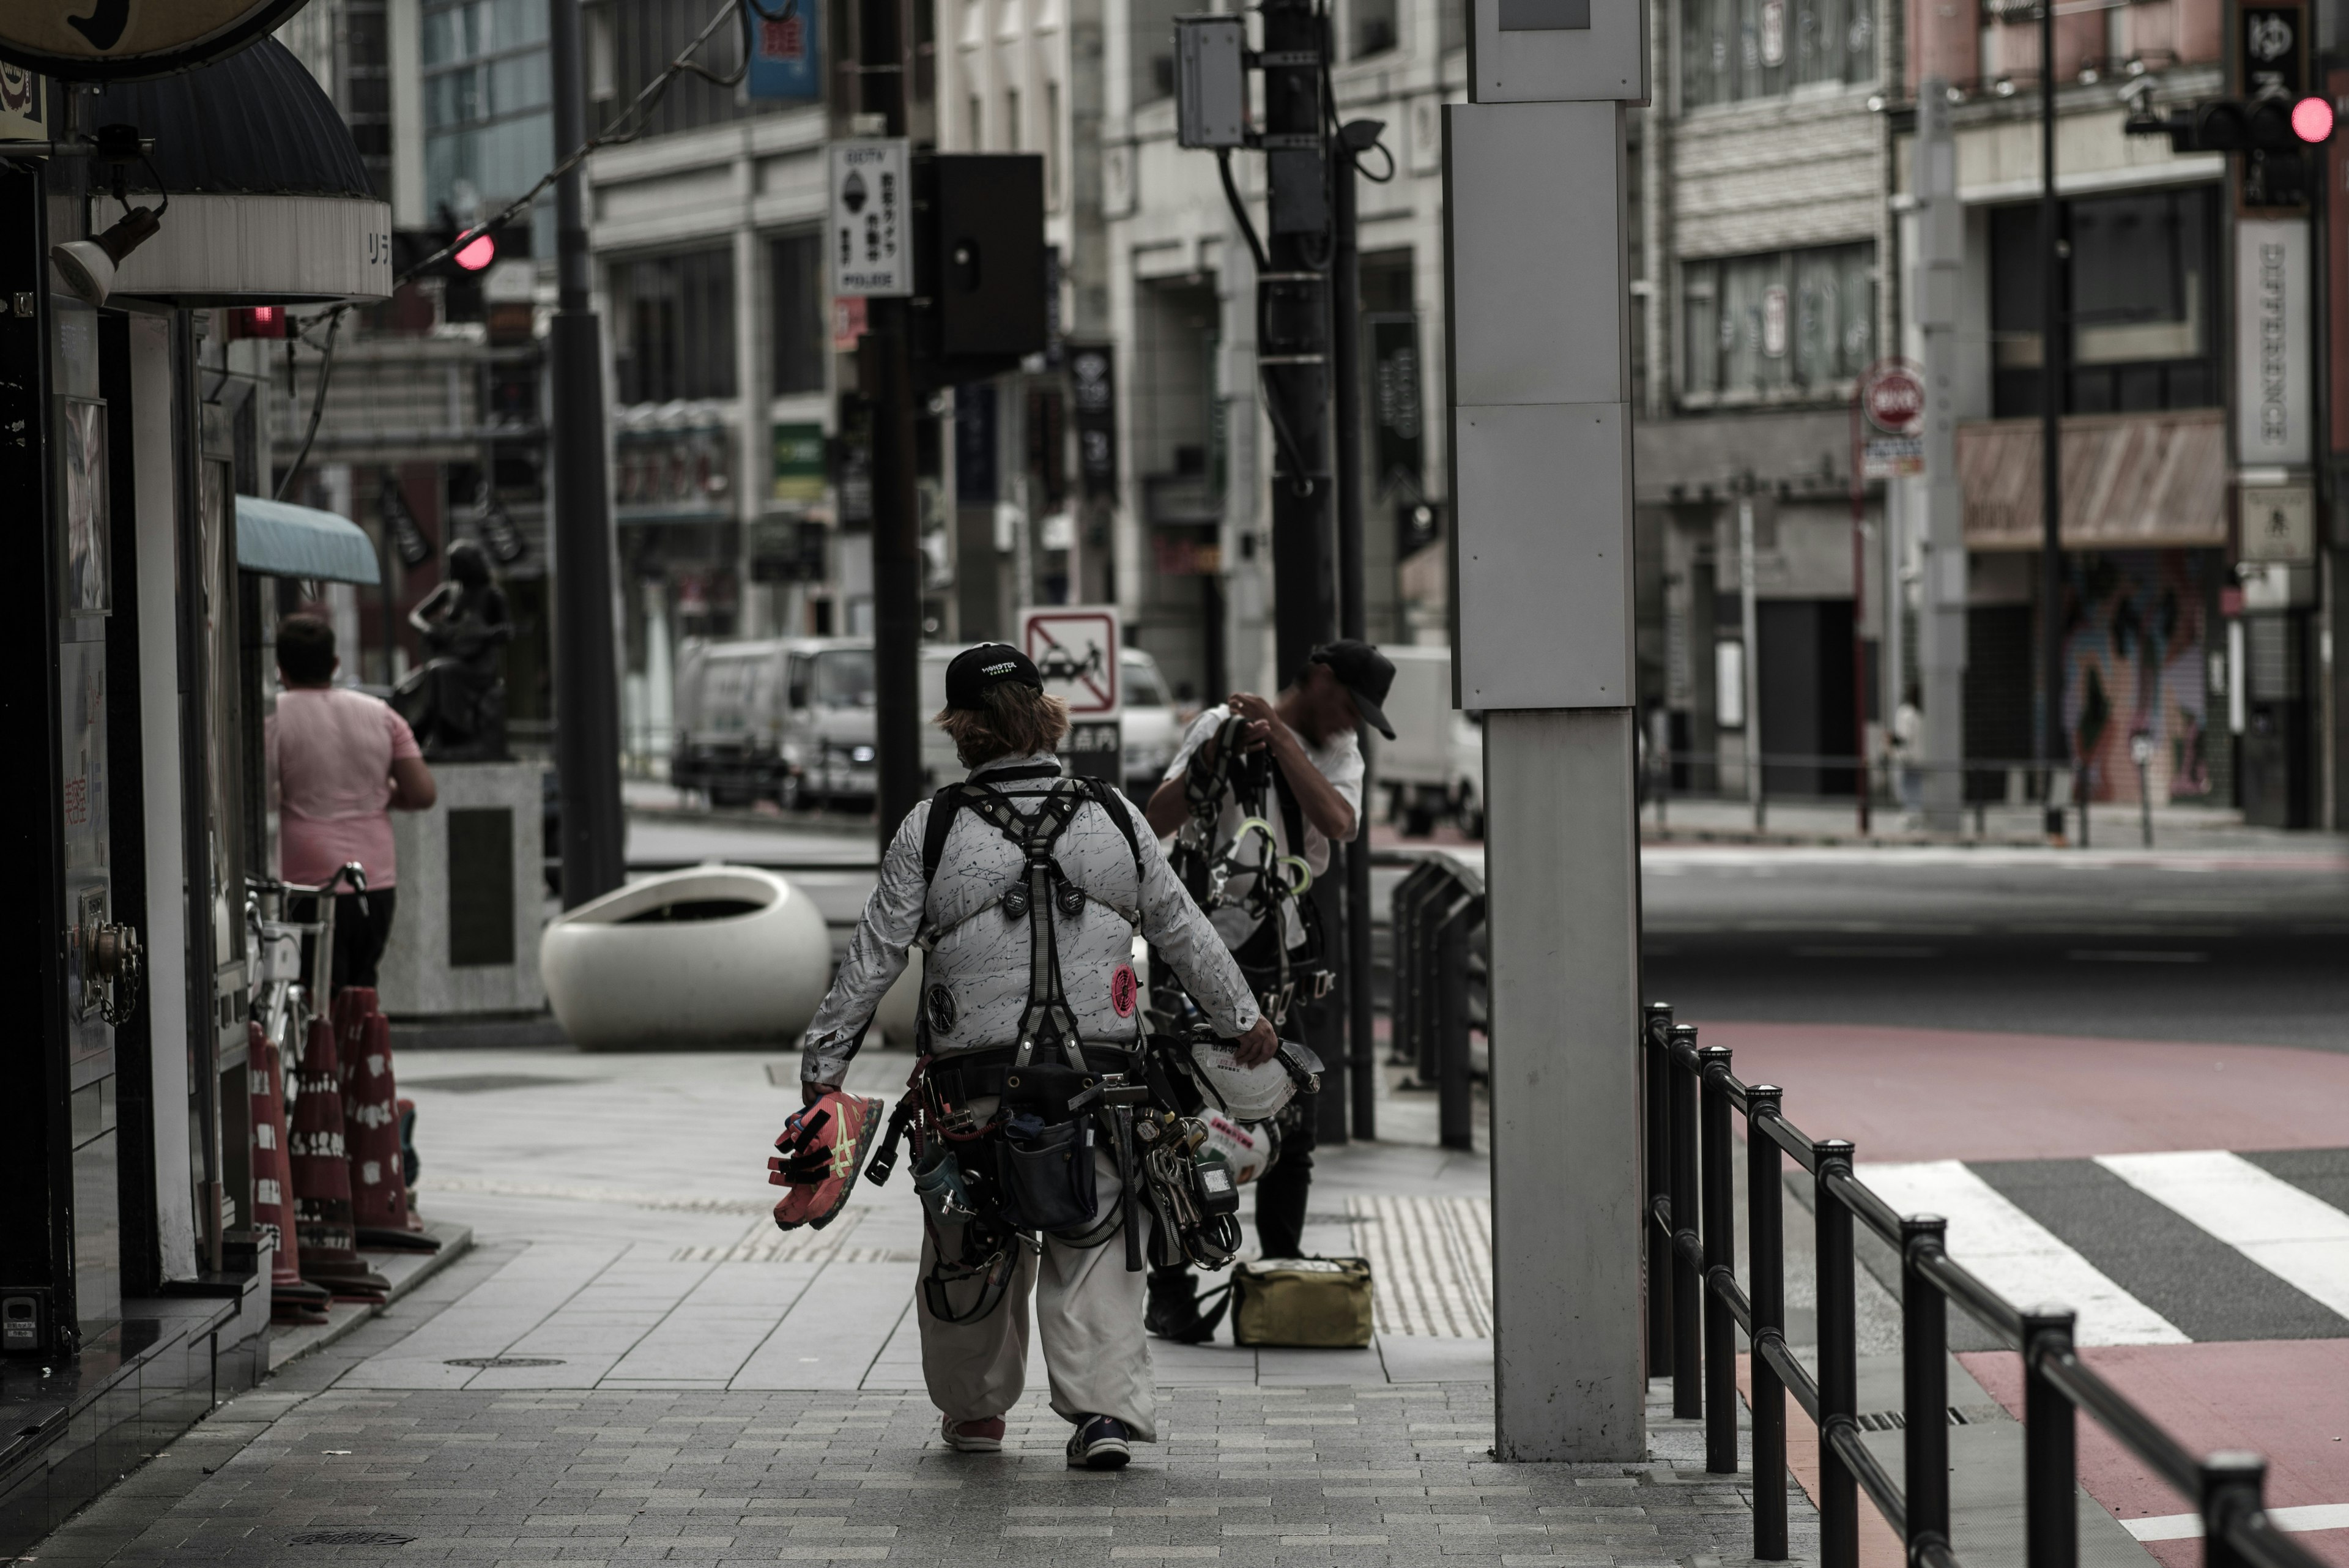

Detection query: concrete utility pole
xmin=1444 ymin=0 xmax=1647 ymax=1460
xmin=1914 ymin=86 xmax=1967 ymax=833
xmin=863 ymin=0 xmax=923 ymax=853
xmin=548 ymin=0 xmax=626 ymax=907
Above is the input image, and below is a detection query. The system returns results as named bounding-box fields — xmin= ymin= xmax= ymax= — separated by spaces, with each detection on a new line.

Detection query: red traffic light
xmin=2292 ymin=94 xmax=2335 ymax=143
xmin=454 ymin=232 xmax=497 ymax=270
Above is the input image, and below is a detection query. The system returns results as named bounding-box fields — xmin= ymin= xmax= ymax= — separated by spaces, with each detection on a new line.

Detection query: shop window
xmin=1990 ymin=185 xmax=2218 ymax=418
xmin=1680 ymin=0 xmax=1874 ymax=109
xmin=610 ymin=248 xmax=738 ymax=405
xmin=770 ymin=231 xmax=826 ymax=396
xmin=1680 ymin=242 xmax=1872 ymax=403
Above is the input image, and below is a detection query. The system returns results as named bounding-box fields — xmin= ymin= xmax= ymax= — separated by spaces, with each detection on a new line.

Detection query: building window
xmin=1681 ymin=242 xmax=1873 ymax=402
xmin=1130 ymin=0 xmax=1186 ymax=102
xmin=967 ymin=92 xmax=984 ymax=149
xmin=610 ymin=248 xmax=738 ymax=404
xmin=1004 ymin=86 xmax=1021 ymax=151
xmin=770 ymin=231 xmax=826 ymax=396
xmin=421 ymin=0 xmax=553 ymax=226
xmin=1679 ymin=0 xmax=1874 ymax=109
xmin=1355 ymin=0 xmax=1399 ymax=56
xmin=1989 ymin=185 xmax=2218 ymax=418
xmin=606 ymin=0 xmax=787 ymax=136
xmin=1044 ymin=80 xmax=1061 ymax=209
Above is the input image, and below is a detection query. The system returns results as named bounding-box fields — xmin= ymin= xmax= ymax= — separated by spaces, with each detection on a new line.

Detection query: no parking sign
xmin=1020 ymin=606 xmax=1120 ymax=781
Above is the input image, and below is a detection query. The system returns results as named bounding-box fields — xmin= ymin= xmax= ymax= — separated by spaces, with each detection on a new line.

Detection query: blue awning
xmin=235 ymin=495 xmax=382 ymax=585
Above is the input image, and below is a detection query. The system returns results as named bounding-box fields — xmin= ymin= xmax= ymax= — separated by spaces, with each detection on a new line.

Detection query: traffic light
xmin=2126 ymin=93 xmax=2335 ymax=207
xmin=393 ymin=218 xmax=531 ymax=319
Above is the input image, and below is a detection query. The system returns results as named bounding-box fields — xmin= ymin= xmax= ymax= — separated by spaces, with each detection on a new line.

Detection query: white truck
xmin=1376 ymin=645 xmax=1485 ymax=838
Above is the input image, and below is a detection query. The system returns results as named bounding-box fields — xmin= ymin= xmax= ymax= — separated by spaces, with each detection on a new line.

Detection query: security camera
xmin=50 ymin=205 xmax=163 ymax=307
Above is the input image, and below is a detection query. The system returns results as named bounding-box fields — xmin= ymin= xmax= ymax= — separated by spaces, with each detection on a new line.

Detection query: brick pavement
xmin=28 ymin=1376 xmax=1809 ymax=1567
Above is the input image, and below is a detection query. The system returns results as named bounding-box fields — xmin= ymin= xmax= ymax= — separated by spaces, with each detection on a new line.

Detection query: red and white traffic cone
xmin=249 ymin=1022 xmax=330 ymax=1325
xmin=337 ymin=988 xmax=436 ymax=1252
xmin=288 ymin=1012 xmax=390 ymax=1301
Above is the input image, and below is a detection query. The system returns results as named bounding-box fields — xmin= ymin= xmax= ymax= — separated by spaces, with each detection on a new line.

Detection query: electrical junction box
xmin=1174 ymin=15 xmax=1249 ymax=148
xmin=1467 ymin=0 xmax=1649 ymax=104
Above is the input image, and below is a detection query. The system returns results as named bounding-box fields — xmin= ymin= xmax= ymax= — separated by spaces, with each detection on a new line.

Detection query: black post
xmin=2022 ymin=1307 xmax=2079 ymax=1568
xmin=1332 ymin=112 xmax=1377 ymax=1142
xmin=1903 ymin=1216 xmax=1953 ymax=1567
xmin=1645 ymin=1002 xmax=1676 ymax=1380
xmin=1668 ymin=1023 xmax=1703 ymax=1420
xmin=548 ymin=0 xmax=626 ymax=908
xmin=1434 ymin=893 xmax=1478 ymax=1151
xmin=1260 ymin=0 xmax=1334 ymax=685
xmin=1816 ymin=1139 xmax=1859 ymax=1568
xmin=1698 ymin=1044 xmax=1738 ymax=1474
xmin=2037 ymin=0 xmax=2067 ymax=842
xmin=863 ymin=0 xmax=921 ymax=853
xmin=1746 ymin=1085 xmax=1789 ymax=1561
xmin=2200 ymin=1452 xmax=2269 ymax=1568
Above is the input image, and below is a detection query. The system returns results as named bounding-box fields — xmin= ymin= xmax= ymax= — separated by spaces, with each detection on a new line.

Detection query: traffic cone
xmin=336 ymin=988 xmax=436 ymax=1252
xmin=288 ymin=1012 xmax=390 ymax=1301
xmin=248 ymin=1022 xmax=330 ymax=1325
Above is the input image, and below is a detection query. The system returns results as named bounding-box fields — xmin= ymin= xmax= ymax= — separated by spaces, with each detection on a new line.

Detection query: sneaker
xmin=940 ymin=1414 xmax=1005 ymax=1452
xmin=1066 ymin=1414 xmax=1131 ymax=1470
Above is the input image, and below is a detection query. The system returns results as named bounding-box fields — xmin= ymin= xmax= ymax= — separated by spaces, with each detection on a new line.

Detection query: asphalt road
xmin=1639 ymin=845 xmax=2349 ymax=1050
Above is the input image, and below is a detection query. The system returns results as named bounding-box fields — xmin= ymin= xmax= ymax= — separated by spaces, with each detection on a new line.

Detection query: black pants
xmin=1250 ymin=1100 xmax=1316 ymax=1260
xmin=293 ymin=888 xmax=399 ymax=991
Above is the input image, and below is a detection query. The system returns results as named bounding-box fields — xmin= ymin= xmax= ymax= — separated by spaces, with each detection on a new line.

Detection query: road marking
xmin=2065 ymin=949 xmax=2211 ymax=964
xmin=1349 ymin=1195 xmax=1491 ymax=1339
xmin=2122 ymin=1504 xmax=2349 ymax=1541
xmin=1791 ymin=945 xmax=1940 ymax=959
xmin=2095 ymin=1150 xmax=2349 ymax=1319
xmin=1855 ymin=1161 xmax=2189 ymax=1347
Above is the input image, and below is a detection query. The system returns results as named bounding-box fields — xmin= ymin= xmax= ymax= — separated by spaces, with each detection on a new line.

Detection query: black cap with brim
xmin=1311 ymin=639 xmax=1397 ymax=740
xmin=944 ymin=642 xmax=1044 ymax=710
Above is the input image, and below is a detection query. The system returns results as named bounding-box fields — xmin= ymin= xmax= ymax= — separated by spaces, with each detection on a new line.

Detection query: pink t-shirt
xmin=268 ymin=686 xmax=422 ymax=890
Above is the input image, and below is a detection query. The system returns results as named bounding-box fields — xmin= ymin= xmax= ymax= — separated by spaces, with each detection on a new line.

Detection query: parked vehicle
xmin=1379 ymin=645 xmax=1484 ymax=838
xmin=1120 ymin=648 xmax=1180 ymax=797
xmin=672 ymin=637 xmax=879 ymax=808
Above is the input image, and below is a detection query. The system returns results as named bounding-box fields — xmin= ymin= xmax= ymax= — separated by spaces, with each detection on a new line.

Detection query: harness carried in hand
xmin=1167 ymin=718 xmax=1329 ymax=1026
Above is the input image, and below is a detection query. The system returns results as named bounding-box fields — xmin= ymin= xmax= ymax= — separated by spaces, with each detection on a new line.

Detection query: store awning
xmin=1957 ymin=410 xmax=2228 ymax=550
xmin=236 ymin=495 xmax=381 ymax=585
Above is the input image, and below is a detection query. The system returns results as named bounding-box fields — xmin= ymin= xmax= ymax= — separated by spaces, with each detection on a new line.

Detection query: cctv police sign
xmin=828 ymin=139 xmax=910 ymax=298
xmin=0 ymin=0 xmax=313 ymax=81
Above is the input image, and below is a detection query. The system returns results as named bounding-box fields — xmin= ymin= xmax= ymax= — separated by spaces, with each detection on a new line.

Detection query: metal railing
xmin=1642 ymin=750 xmax=2136 ymax=843
xmin=1642 ymin=1001 xmax=2328 ymax=1568
xmin=1388 ymin=852 xmax=1484 ymax=1151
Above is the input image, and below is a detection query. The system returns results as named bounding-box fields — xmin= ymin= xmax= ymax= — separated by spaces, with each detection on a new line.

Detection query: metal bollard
xmin=1815 ymin=1139 xmax=1859 ymax=1568
xmin=1434 ymin=890 xmax=1480 ymax=1151
xmin=1644 ymin=1003 xmax=1676 ymax=1380
xmin=2022 ymin=1306 xmax=2079 ymax=1568
xmin=1699 ymin=1044 xmax=1739 ymax=1474
xmin=1746 ymin=1086 xmax=1789 ymax=1560
xmin=1668 ymin=1024 xmax=1703 ymax=1420
xmin=2199 ymin=1452 xmax=2269 ymax=1568
xmin=1903 ymin=1216 xmax=1953 ymax=1568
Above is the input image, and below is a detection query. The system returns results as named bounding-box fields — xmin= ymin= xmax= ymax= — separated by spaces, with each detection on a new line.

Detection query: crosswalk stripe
xmin=2122 ymin=1504 xmax=2349 ymax=1542
xmin=2095 ymin=1150 xmax=2349 ymax=1320
xmin=1856 ymin=1161 xmax=2189 ymax=1347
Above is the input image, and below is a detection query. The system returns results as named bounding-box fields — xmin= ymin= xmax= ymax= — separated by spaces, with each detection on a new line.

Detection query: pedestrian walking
xmin=1891 ymin=683 xmax=1924 ymax=822
xmin=792 ymin=643 xmax=1275 ymax=1470
xmin=1138 ymin=639 xmax=1395 ymax=1342
xmin=268 ymin=614 xmax=437 ymax=986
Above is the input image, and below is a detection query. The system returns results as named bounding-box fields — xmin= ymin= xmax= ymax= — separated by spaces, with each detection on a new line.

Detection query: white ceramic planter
xmin=540 ymin=866 xmax=833 ymax=1050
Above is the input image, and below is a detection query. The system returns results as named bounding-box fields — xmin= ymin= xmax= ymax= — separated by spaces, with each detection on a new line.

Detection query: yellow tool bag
xmin=1230 ymin=1256 xmax=1375 ymax=1348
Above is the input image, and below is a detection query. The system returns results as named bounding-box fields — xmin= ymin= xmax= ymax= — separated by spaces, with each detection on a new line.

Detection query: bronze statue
xmin=392 ymin=540 xmax=511 ymax=760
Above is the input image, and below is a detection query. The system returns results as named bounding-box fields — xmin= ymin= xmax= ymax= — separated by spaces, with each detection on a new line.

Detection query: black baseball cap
xmin=1311 ymin=639 xmax=1397 ymax=740
xmin=944 ymin=642 xmax=1044 ymax=710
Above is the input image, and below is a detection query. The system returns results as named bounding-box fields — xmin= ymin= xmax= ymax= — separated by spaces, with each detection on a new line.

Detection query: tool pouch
xmin=911 ymin=1147 xmax=979 ymax=1231
xmin=1000 ymin=1062 xmax=1097 ymax=1123
xmin=995 ymin=1112 xmax=1097 ymax=1233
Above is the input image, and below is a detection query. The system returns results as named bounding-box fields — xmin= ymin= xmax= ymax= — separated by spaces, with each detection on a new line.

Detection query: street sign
xmin=1861 ymin=363 xmax=1925 ymax=435
xmin=0 ymin=0 xmax=311 ymax=81
xmin=1863 ymin=435 xmax=1925 ymax=478
xmin=1020 ymin=605 xmax=1120 ymax=716
xmin=2240 ymin=483 xmax=2315 ymax=562
xmin=828 ymin=139 xmax=910 ymax=298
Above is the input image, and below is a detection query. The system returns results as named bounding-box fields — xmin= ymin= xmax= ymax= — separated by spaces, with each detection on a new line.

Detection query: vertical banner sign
xmin=1069 ymin=344 xmax=1118 ymax=500
xmin=828 ymin=140 xmax=910 ymax=297
xmin=1367 ymin=313 xmax=1424 ymax=494
xmin=2329 ymin=65 xmax=2349 ymax=468
xmin=0 ymin=61 xmax=44 ymax=140
xmin=771 ymin=421 xmax=826 ymax=503
xmin=746 ymin=0 xmax=822 ymax=99
xmin=1021 ymin=604 xmax=1121 ymax=781
xmin=2235 ymin=219 xmax=2312 ymax=467
xmin=955 ymin=381 xmax=998 ymax=503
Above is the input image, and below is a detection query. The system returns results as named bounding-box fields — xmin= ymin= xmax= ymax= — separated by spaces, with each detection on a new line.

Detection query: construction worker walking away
xmin=788 ymin=644 xmax=1277 ymax=1469
xmin=1138 ymin=639 xmax=1395 ymax=1342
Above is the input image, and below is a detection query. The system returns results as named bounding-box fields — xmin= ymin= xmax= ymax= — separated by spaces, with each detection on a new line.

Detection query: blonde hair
xmin=933 ymin=683 xmax=1071 ymax=767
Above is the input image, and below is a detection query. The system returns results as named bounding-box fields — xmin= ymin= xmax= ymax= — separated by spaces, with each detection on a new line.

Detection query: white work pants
xmin=916 ymin=1145 xmax=1154 ymax=1440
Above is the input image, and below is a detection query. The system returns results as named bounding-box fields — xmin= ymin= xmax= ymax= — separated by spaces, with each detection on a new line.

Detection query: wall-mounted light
xmin=51 ymin=206 xmax=163 ymax=307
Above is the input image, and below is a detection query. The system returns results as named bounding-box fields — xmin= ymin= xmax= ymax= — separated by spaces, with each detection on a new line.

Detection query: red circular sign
xmin=1861 ymin=365 xmax=1926 ymax=436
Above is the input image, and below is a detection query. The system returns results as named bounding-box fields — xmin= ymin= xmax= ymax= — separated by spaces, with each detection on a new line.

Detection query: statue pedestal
xmin=377 ymin=760 xmax=547 ymax=1020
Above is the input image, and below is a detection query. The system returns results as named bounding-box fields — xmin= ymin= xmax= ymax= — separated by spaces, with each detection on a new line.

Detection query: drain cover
xmin=442 ymin=1356 xmax=565 ymax=1368
xmin=290 ymin=1530 xmax=416 ymax=1546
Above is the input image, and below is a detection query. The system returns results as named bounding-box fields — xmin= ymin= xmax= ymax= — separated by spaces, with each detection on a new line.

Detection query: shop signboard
xmin=0 ymin=0 xmax=313 ymax=80
xmin=771 ymin=421 xmax=826 ymax=504
xmin=746 ymin=0 xmax=822 ymax=100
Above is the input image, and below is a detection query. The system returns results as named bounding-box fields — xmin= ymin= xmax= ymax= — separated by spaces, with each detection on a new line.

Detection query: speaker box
xmin=919 ymin=153 xmax=1047 ymax=360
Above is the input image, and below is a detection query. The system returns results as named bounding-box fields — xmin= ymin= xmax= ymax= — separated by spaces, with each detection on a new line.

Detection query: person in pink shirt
xmin=268 ymin=615 xmax=437 ymax=988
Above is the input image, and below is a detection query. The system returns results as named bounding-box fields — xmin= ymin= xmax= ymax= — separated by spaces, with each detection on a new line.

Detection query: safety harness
xmin=1167 ymin=718 xmax=1330 ymax=1027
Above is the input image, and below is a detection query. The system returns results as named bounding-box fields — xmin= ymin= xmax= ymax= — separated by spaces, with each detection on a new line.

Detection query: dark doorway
xmin=1758 ymin=598 xmax=1857 ymax=796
